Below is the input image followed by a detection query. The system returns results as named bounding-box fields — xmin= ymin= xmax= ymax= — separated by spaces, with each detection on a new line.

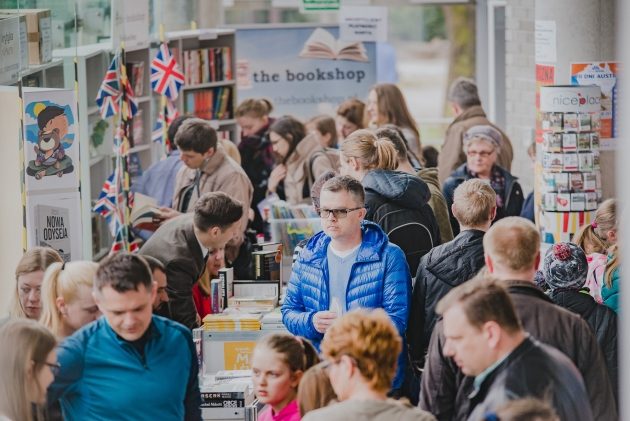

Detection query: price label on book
xmin=302 ymin=0 xmax=340 ymax=11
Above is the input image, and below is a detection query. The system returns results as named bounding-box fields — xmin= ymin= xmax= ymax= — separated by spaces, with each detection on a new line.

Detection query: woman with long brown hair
xmin=366 ymin=83 xmax=422 ymax=158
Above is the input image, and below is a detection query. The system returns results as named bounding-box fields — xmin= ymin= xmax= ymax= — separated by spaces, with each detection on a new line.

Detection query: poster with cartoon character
xmin=22 ymin=89 xmax=79 ymax=192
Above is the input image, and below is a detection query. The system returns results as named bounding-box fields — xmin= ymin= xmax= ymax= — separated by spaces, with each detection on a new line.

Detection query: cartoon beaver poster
xmin=23 ymin=90 xmax=79 ymax=192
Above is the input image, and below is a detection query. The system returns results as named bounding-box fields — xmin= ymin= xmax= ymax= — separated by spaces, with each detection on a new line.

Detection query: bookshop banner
xmin=236 ymin=25 xmax=377 ymax=119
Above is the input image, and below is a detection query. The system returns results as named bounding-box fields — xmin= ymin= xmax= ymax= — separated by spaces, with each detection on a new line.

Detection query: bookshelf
xmin=10 ymin=58 xmax=66 ymax=88
xmin=165 ymin=28 xmax=238 ymax=142
xmin=54 ymin=42 xmax=158 ymax=260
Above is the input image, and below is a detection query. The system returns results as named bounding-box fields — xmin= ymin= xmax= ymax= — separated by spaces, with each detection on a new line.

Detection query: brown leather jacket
xmin=438 ymin=105 xmax=514 ymax=184
xmin=420 ymin=281 xmax=617 ymax=421
xmin=173 ymin=145 xmax=253 ymax=260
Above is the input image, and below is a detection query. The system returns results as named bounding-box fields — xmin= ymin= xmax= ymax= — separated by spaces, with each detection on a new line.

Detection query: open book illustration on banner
xmin=299 ymin=27 xmax=369 ymax=62
xmin=24 ymin=100 xmax=75 ymax=180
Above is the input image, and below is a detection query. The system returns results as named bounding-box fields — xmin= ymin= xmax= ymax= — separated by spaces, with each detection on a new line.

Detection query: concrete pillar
xmin=534 ymin=0 xmax=617 ymax=198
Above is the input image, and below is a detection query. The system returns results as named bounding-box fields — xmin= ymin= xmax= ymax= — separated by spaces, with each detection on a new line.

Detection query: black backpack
xmin=370 ymin=199 xmax=440 ymax=275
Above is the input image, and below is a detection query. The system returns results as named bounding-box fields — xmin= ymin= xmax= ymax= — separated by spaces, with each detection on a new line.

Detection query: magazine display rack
xmin=538 ymin=85 xmax=602 ymax=243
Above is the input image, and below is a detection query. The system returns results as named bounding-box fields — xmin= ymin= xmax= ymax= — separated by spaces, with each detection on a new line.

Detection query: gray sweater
xmin=303 ymin=399 xmax=436 ymax=421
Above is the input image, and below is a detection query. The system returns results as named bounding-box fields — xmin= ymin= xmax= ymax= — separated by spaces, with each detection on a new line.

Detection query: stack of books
xmin=270 ymin=203 xmax=319 ymax=219
xmin=200 ymin=373 xmax=255 ymax=412
xmin=227 ymin=296 xmax=277 ymax=313
xmin=261 ymin=308 xmax=285 ymax=331
xmin=202 ymin=313 xmax=262 ymax=331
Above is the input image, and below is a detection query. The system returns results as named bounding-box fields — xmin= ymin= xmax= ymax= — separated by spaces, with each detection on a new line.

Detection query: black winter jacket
xmin=420 ymin=281 xmax=617 ymax=421
xmin=443 ymin=164 xmax=523 ymax=236
xmin=467 ymin=336 xmax=593 ymax=421
xmin=363 ymin=169 xmax=440 ymax=275
xmin=550 ymin=289 xmax=618 ymax=402
xmin=408 ymin=229 xmax=486 ymax=374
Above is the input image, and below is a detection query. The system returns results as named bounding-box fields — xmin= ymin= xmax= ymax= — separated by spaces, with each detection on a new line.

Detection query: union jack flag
xmin=165 ymin=99 xmax=180 ymax=124
xmin=150 ymin=43 xmax=185 ymax=100
xmin=120 ymin=63 xmax=138 ymax=120
xmin=152 ymin=114 xmax=165 ymax=144
xmin=93 ymin=170 xmax=117 ymax=218
xmin=95 ymin=56 xmax=120 ymax=119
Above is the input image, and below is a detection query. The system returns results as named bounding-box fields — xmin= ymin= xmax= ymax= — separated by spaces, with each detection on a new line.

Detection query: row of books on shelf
xmin=185 ymin=87 xmax=232 ymax=121
xmin=200 ymin=372 xmax=255 ymax=409
xmin=183 ymin=46 xmax=233 ymax=86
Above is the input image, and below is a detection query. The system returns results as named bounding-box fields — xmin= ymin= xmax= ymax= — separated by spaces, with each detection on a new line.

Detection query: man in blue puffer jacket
xmin=282 ymin=175 xmax=411 ymax=391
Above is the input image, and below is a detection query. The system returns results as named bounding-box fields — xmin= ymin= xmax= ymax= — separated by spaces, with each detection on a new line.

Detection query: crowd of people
xmin=0 ymin=78 xmax=620 ymax=421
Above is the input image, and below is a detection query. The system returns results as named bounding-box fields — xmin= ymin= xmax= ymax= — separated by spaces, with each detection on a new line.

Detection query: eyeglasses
xmin=319 ymin=207 xmax=363 ymax=219
xmin=467 ymin=150 xmax=495 ymax=158
xmin=43 ymin=362 xmax=61 ymax=376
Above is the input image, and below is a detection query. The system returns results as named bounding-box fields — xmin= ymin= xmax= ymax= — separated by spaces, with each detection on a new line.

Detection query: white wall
xmin=0 ymin=87 xmax=26 ymax=316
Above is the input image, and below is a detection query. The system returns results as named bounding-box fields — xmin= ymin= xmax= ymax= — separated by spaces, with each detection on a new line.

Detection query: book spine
xmin=219 ymin=271 xmax=228 ymax=310
xmin=202 ymin=392 xmax=246 ymax=400
xmin=200 ymin=399 xmax=246 ymax=408
xmin=254 ymin=253 xmax=263 ymax=280
xmin=225 ymin=47 xmax=232 ymax=80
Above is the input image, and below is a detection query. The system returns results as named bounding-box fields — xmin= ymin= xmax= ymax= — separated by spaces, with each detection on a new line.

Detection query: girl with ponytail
xmin=340 ymin=129 xmax=440 ymax=275
xmin=252 ymin=333 xmax=319 ymax=421
xmin=573 ymin=198 xmax=617 ymax=305
xmin=39 ymin=261 xmax=100 ymax=338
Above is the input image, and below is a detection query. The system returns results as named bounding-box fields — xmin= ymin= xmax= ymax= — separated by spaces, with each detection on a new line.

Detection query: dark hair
xmin=321 ymin=175 xmax=365 ymax=207
xmin=371 ymin=84 xmax=420 ymax=142
xmin=95 ymin=253 xmax=153 ymax=293
xmin=374 ymin=125 xmax=421 ymax=167
xmin=436 ymin=275 xmax=522 ymax=334
xmin=140 ymin=255 xmax=165 ymax=274
xmin=174 ymin=118 xmax=218 ymax=154
xmin=311 ymin=170 xmax=337 ymax=210
xmin=269 ymin=116 xmax=306 ymax=163
xmin=422 ymin=146 xmax=439 ymax=168
xmin=193 ymin=192 xmax=243 ymax=232
xmin=167 ymin=115 xmax=194 ymax=150
xmin=257 ymin=333 xmax=319 ymax=373
xmin=312 ymin=115 xmax=338 ymax=148
xmin=448 ymin=77 xmax=481 ymax=109
xmin=337 ymin=98 xmax=366 ymax=129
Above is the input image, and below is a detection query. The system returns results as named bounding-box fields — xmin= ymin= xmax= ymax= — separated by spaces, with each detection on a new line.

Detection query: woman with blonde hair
xmin=366 ymin=84 xmax=421 ymax=157
xmin=10 ymin=247 xmax=63 ymax=320
xmin=0 ymin=319 xmax=58 ymax=421
xmin=340 ymin=129 xmax=439 ymax=274
xmin=573 ymin=198 xmax=617 ymax=304
xmin=39 ymin=261 xmax=100 ymax=338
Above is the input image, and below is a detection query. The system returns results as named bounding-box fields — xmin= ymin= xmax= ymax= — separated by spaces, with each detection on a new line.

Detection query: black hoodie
xmin=362 ymin=169 xmax=440 ymax=275
xmin=407 ymin=229 xmax=486 ymax=374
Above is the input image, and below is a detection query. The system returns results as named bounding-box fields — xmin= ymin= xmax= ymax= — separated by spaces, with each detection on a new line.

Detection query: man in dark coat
xmin=437 ymin=276 xmax=593 ymax=421
xmin=140 ymin=192 xmax=243 ymax=329
xmin=542 ymin=242 xmax=618 ymax=403
xmin=408 ymin=179 xmax=496 ymax=375
xmin=420 ymin=217 xmax=617 ymax=421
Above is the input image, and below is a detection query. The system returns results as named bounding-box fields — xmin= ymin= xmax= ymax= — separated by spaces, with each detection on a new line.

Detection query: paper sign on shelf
xmin=111 ymin=0 xmax=149 ymax=51
xmin=0 ymin=16 xmax=21 ymax=85
xmin=339 ymin=6 xmax=388 ymax=43
xmin=535 ymin=20 xmax=557 ymax=63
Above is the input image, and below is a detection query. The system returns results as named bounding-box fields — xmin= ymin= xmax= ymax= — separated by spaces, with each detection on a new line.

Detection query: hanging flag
xmin=152 ymin=114 xmax=165 ymax=144
xmin=151 ymin=42 xmax=185 ymax=100
xmin=93 ymin=170 xmax=117 ymax=218
xmin=120 ymin=63 xmax=138 ymax=120
xmin=95 ymin=56 xmax=120 ymax=119
xmin=165 ymin=99 xmax=180 ymax=124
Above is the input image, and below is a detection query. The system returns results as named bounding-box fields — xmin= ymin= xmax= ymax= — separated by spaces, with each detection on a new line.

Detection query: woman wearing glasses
xmin=302 ymin=309 xmax=436 ymax=421
xmin=442 ymin=125 xmax=524 ymax=236
xmin=0 ymin=319 xmax=58 ymax=421
xmin=8 ymin=248 xmax=63 ymax=322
